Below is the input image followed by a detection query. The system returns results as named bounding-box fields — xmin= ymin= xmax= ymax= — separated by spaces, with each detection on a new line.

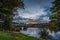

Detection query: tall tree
xmin=0 ymin=0 xmax=24 ymax=30
xmin=49 ymin=0 xmax=60 ymax=32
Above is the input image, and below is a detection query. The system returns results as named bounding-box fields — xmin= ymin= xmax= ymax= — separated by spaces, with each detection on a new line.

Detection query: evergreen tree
xmin=49 ymin=0 xmax=60 ymax=32
xmin=0 ymin=0 xmax=24 ymax=31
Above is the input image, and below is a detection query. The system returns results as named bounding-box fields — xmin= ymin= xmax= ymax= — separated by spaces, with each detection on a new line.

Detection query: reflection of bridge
xmin=14 ymin=22 xmax=48 ymax=31
xmin=15 ymin=24 xmax=33 ymax=31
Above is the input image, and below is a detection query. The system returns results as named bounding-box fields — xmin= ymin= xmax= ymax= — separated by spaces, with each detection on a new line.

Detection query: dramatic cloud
xmin=18 ymin=8 xmax=47 ymax=20
xmin=14 ymin=0 xmax=53 ymax=23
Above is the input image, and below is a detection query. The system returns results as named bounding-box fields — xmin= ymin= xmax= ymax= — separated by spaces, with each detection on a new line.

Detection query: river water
xmin=20 ymin=27 xmax=60 ymax=39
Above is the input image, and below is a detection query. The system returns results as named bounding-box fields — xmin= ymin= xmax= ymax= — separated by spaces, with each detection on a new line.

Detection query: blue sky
xmin=14 ymin=0 xmax=54 ymax=23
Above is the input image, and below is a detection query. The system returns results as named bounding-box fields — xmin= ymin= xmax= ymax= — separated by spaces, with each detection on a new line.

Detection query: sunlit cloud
xmin=13 ymin=0 xmax=53 ymax=23
xmin=18 ymin=8 xmax=47 ymax=20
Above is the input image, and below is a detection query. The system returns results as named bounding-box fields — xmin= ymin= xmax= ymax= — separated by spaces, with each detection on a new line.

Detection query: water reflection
xmin=20 ymin=27 xmax=41 ymax=38
xmin=20 ymin=27 xmax=60 ymax=39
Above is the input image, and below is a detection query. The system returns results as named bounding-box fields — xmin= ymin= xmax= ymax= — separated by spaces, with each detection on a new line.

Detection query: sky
xmin=13 ymin=0 xmax=54 ymax=23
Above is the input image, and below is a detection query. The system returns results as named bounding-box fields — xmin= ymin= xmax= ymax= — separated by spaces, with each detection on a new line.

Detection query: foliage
xmin=0 ymin=31 xmax=44 ymax=40
xmin=40 ymin=28 xmax=49 ymax=39
xmin=0 ymin=0 xmax=24 ymax=30
xmin=49 ymin=0 xmax=60 ymax=32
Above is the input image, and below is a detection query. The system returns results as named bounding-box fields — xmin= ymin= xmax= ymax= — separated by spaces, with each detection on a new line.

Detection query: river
xmin=20 ymin=27 xmax=60 ymax=39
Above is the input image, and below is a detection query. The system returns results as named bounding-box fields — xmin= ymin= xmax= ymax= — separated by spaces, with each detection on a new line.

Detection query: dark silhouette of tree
xmin=49 ymin=0 xmax=60 ymax=32
xmin=0 ymin=0 xmax=24 ymax=31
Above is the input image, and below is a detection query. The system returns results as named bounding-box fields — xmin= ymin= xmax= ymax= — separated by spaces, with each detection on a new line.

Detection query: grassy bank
xmin=0 ymin=31 xmax=43 ymax=40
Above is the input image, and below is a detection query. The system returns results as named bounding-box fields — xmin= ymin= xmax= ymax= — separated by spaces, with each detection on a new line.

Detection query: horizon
xmin=13 ymin=0 xmax=54 ymax=23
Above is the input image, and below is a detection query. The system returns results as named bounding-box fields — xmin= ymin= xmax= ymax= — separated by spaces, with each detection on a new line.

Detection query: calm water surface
xmin=20 ymin=27 xmax=60 ymax=39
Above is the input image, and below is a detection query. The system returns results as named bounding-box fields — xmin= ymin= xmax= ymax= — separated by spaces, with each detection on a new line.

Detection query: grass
xmin=0 ymin=36 xmax=16 ymax=40
xmin=0 ymin=31 xmax=17 ymax=40
xmin=0 ymin=31 xmax=44 ymax=40
xmin=16 ymin=33 xmax=43 ymax=40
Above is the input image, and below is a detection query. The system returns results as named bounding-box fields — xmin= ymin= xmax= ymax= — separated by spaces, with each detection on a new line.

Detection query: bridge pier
xmin=20 ymin=27 xmax=27 ymax=31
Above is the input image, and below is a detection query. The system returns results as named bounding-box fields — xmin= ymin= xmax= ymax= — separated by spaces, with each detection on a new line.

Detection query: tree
xmin=0 ymin=0 xmax=24 ymax=31
xmin=40 ymin=26 xmax=49 ymax=39
xmin=49 ymin=0 xmax=60 ymax=32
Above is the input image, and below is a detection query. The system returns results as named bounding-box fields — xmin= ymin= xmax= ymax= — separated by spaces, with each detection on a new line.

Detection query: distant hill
xmin=20 ymin=21 xmax=48 ymax=25
xmin=20 ymin=21 xmax=40 ymax=24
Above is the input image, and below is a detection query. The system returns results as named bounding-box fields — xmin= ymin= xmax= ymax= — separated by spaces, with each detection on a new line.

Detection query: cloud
xmin=24 ymin=0 xmax=53 ymax=9
xmin=42 ymin=17 xmax=50 ymax=22
xmin=18 ymin=8 xmax=47 ymax=20
xmin=13 ymin=0 xmax=53 ymax=23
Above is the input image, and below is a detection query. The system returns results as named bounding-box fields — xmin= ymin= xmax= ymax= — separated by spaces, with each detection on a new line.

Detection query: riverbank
xmin=0 ymin=31 xmax=43 ymax=40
